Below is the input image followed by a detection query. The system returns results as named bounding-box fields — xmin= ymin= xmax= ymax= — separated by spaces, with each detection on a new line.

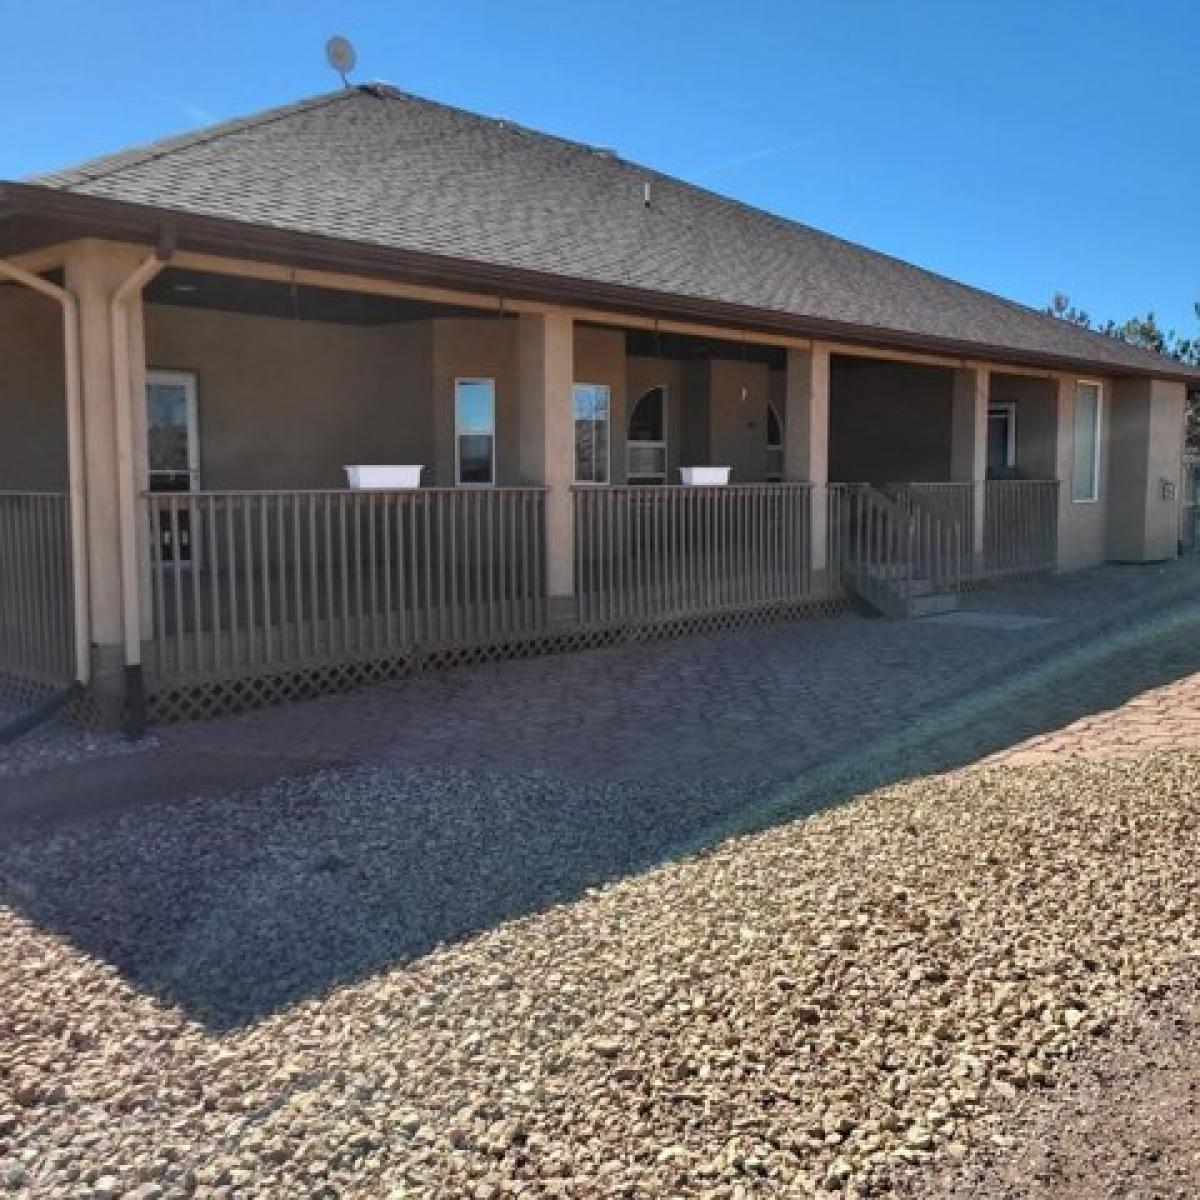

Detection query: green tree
xmin=1047 ymin=295 xmax=1200 ymax=448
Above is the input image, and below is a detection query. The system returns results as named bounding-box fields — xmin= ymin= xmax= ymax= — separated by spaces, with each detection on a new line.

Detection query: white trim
xmin=627 ymin=384 xmax=669 ymax=483
xmin=454 ymin=376 xmax=497 ymax=487
xmin=146 ymin=368 xmax=200 ymax=491
xmin=1071 ymin=379 xmax=1103 ymax=504
xmin=571 ymin=382 xmax=612 ymax=485
xmin=987 ymin=400 xmax=1017 ymax=469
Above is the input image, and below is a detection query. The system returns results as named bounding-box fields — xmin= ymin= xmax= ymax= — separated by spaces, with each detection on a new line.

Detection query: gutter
xmin=110 ymin=251 xmax=169 ymax=733
xmin=4 ymin=182 xmax=1199 ymax=387
xmin=0 ymin=258 xmax=90 ymax=687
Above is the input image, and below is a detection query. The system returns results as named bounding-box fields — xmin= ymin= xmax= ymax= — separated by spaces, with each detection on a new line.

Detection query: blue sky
xmin=2 ymin=1 xmax=1196 ymax=334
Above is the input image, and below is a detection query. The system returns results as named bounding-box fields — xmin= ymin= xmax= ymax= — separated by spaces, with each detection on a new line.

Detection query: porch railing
xmin=982 ymin=480 xmax=1059 ymax=577
xmin=574 ymin=484 xmax=813 ymax=625
xmin=888 ymin=482 xmax=975 ymax=569
xmin=0 ymin=491 xmax=74 ymax=685
xmin=828 ymin=483 xmax=963 ymax=615
xmin=147 ymin=489 xmax=546 ymax=682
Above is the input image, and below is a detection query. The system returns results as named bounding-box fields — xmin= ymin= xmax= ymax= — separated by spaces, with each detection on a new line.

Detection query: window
xmin=987 ymin=402 xmax=1017 ymax=479
xmin=572 ymin=383 xmax=610 ymax=484
xmin=1071 ymin=381 xmax=1102 ymax=502
xmin=627 ymin=385 xmax=668 ymax=483
xmin=455 ymin=378 xmax=495 ymax=485
xmin=146 ymin=370 xmax=199 ymax=566
xmin=146 ymin=370 xmax=199 ymax=493
xmin=766 ymin=402 xmax=783 ymax=481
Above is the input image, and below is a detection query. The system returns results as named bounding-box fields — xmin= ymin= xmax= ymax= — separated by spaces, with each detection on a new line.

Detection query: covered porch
xmin=0 ymin=240 xmax=1148 ymax=725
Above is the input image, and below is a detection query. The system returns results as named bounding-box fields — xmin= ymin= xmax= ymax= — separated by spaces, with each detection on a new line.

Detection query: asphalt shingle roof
xmin=25 ymin=86 xmax=1196 ymax=378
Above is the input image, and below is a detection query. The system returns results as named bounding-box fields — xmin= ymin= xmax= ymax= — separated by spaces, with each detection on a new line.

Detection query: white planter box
xmin=679 ymin=466 xmax=731 ymax=486
xmin=344 ymin=465 xmax=424 ymax=490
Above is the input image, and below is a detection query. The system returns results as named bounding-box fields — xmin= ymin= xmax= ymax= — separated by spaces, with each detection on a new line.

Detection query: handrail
xmin=828 ymin=483 xmax=962 ymax=615
xmin=143 ymin=486 xmax=550 ymax=498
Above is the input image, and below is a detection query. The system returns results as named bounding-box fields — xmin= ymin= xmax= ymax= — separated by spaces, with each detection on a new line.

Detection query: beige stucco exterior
xmin=2 ymin=236 xmax=1194 ymax=728
xmin=0 ymin=285 xmax=68 ymax=490
xmin=1052 ymin=375 xmax=1110 ymax=571
xmin=1107 ymin=377 xmax=1187 ymax=562
xmin=828 ymin=357 xmax=955 ymax=482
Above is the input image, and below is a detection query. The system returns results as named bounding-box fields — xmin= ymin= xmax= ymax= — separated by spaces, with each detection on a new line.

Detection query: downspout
xmin=0 ymin=259 xmax=90 ymax=688
xmin=110 ymin=252 xmax=169 ymax=734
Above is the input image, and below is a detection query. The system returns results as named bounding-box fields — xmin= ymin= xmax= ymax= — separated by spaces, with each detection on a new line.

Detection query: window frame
xmin=766 ymin=400 xmax=784 ymax=482
xmin=987 ymin=401 xmax=1017 ymax=472
xmin=626 ymin=383 xmax=669 ymax=485
xmin=571 ymin=382 xmax=612 ymax=486
xmin=1071 ymin=380 xmax=1103 ymax=504
xmin=454 ymin=376 xmax=497 ymax=488
xmin=146 ymin=368 xmax=201 ymax=492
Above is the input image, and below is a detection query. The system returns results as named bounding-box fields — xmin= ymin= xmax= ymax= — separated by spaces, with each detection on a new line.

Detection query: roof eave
xmin=4 ymin=182 xmax=1198 ymax=385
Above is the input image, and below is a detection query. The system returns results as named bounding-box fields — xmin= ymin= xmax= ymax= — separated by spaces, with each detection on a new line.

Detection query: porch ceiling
xmin=624 ymin=327 xmax=785 ymax=369
xmin=143 ymin=267 xmax=492 ymax=326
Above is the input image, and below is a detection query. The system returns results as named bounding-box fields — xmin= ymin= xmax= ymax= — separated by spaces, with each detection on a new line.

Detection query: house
xmin=1 ymin=85 xmax=1197 ymax=729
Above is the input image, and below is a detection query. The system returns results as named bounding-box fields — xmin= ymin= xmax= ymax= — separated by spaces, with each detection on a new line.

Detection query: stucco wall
xmin=144 ymin=305 xmax=427 ymax=490
xmin=430 ymin=316 xmax=519 ymax=486
xmin=707 ymin=359 xmax=772 ymax=483
xmin=575 ymin=325 xmax=627 ymax=484
xmin=828 ymin=358 xmax=954 ymax=482
xmin=1106 ymin=377 xmax=1185 ymax=562
xmin=1052 ymin=377 xmax=1110 ymax=571
xmin=0 ymin=286 xmax=68 ymax=489
xmin=991 ymin=373 xmax=1058 ymax=479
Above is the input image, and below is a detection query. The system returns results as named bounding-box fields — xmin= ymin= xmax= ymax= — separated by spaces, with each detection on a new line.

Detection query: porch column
xmin=518 ymin=310 xmax=575 ymax=621
xmin=951 ymin=363 xmax=988 ymax=564
xmin=783 ymin=344 xmax=830 ymax=577
xmin=64 ymin=240 xmax=154 ymax=726
xmin=1107 ymin=377 xmax=1186 ymax=562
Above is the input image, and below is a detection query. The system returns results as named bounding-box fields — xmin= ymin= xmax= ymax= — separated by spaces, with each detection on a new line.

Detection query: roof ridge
xmin=32 ymin=89 xmax=356 ymax=190
xmin=356 ymin=90 xmax=1121 ymax=361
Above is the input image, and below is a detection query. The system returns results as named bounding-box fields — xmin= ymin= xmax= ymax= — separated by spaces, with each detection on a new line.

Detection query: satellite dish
xmin=325 ymin=36 xmax=357 ymax=86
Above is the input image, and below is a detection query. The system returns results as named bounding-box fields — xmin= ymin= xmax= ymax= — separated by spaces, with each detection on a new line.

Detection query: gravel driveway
xmin=2 ymin=749 xmax=1197 ymax=1197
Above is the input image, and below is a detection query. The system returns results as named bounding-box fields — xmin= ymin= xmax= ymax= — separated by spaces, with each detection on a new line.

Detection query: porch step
xmin=845 ymin=567 xmax=960 ymax=619
xmin=910 ymin=591 xmax=959 ymax=618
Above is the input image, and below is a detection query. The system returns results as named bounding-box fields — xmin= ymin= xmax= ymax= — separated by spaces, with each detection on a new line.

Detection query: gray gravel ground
xmin=0 ymin=766 xmax=766 ymax=1025
xmin=0 ymin=707 xmax=154 ymax=780
xmin=1 ymin=750 xmax=1197 ymax=1197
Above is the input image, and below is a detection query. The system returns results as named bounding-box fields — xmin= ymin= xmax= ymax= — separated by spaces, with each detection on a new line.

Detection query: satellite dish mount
xmin=325 ymin=36 xmax=357 ymax=88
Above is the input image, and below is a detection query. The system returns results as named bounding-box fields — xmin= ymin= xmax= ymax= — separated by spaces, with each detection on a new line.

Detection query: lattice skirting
xmin=0 ymin=671 xmax=61 ymax=715
xmin=146 ymin=594 xmax=851 ymax=724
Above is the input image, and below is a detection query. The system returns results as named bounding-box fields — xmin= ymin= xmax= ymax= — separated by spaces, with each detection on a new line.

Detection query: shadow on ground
xmin=2 ymin=578 xmax=1200 ymax=1030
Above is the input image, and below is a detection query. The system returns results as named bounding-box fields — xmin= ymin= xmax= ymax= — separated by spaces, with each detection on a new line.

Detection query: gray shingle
xmin=26 ymin=86 xmax=1196 ymax=378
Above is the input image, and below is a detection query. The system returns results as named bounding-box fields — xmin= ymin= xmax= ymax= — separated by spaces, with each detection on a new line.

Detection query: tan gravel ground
xmin=908 ymin=962 xmax=1200 ymax=1199
xmin=2 ymin=751 xmax=1198 ymax=1198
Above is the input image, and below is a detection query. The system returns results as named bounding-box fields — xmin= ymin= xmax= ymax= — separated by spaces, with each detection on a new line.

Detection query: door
xmin=146 ymin=370 xmax=199 ymax=564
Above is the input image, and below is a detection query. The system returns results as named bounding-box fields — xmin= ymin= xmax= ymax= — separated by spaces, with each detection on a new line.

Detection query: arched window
xmin=766 ymin=402 xmax=783 ymax=481
xmin=627 ymin=385 xmax=668 ymax=484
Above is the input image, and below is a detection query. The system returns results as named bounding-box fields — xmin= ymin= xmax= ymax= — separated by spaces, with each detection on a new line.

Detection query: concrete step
xmin=911 ymin=592 xmax=959 ymax=618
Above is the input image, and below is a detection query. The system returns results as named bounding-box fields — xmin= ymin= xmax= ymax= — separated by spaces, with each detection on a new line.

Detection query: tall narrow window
xmin=766 ymin=402 xmax=783 ymax=481
xmin=455 ymin=378 xmax=495 ymax=485
xmin=573 ymin=383 xmax=610 ymax=484
xmin=146 ymin=370 xmax=199 ymax=494
xmin=1071 ymin=381 xmax=1101 ymax=502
